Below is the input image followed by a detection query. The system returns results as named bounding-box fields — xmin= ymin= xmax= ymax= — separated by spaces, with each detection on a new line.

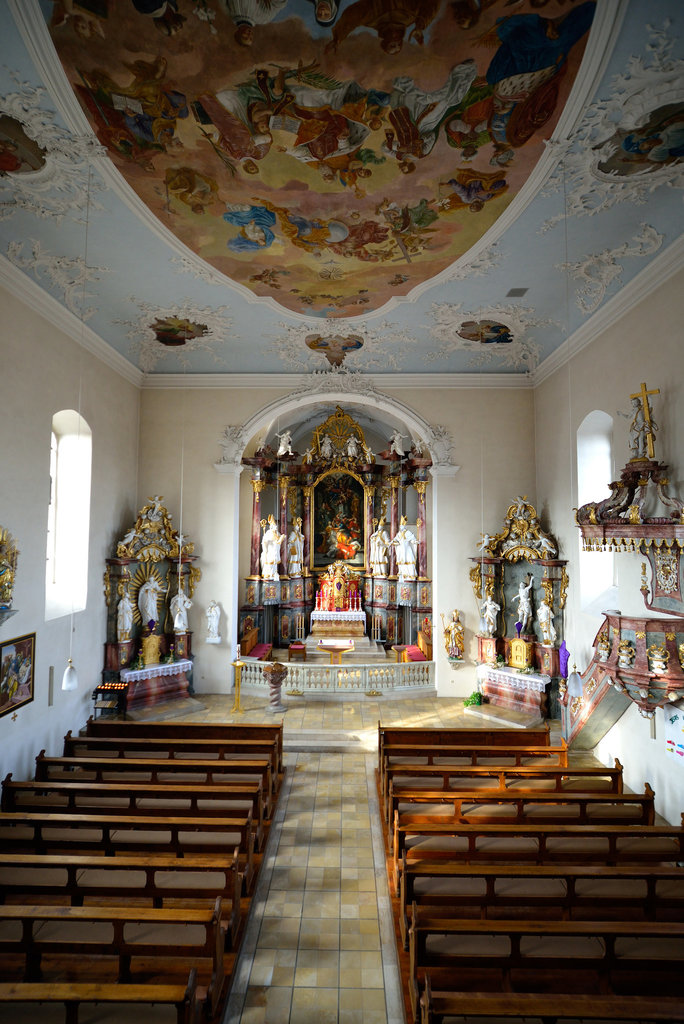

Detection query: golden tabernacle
xmin=310 ymin=562 xmax=366 ymax=638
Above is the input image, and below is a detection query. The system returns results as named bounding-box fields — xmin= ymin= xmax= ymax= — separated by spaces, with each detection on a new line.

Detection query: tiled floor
xmin=140 ymin=693 xmax=562 ymax=1023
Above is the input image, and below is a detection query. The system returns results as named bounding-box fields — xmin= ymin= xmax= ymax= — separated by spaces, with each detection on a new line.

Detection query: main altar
xmin=238 ymin=406 xmax=434 ymax=665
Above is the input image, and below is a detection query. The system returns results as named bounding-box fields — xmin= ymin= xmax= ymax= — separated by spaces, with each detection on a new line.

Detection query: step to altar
xmin=302 ymin=634 xmax=389 ymax=663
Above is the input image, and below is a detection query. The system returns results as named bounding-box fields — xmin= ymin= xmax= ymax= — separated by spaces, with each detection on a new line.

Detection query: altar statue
xmin=389 ymin=429 xmax=404 ymax=456
xmin=170 ymin=585 xmax=192 ymax=633
xmin=391 ymin=515 xmax=417 ymax=582
xmin=261 ymin=514 xmax=285 ymax=580
xmin=369 ymin=517 xmax=391 ymax=577
xmin=287 ymin=517 xmax=304 ymax=577
xmin=514 ymin=575 xmax=534 ymax=634
xmin=346 ymin=434 xmax=361 ymax=459
xmin=116 ymin=589 xmax=133 ymax=642
xmin=276 ymin=429 xmax=293 ymax=457
xmin=479 ymin=593 xmax=500 ymax=637
xmin=205 ymin=600 xmax=221 ymax=643
xmin=537 ymin=597 xmax=556 ymax=645
xmin=138 ymin=577 xmax=163 ymax=628
xmin=442 ymin=609 xmax=464 ymax=660
xmin=320 ymin=433 xmax=334 ymax=460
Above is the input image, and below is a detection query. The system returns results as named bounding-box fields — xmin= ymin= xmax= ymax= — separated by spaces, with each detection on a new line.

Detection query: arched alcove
xmin=215 ymin=378 xmax=459 ymax=691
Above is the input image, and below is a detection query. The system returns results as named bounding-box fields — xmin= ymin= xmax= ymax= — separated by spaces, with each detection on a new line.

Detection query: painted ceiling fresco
xmin=46 ymin=0 xmax=595 ymax=317
xmin=1 ymin=1 xmax=683 ymax=376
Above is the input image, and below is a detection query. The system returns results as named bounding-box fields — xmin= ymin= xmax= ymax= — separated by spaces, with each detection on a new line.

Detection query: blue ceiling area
xmin=0 ymin=0 xmax=682 ymax=378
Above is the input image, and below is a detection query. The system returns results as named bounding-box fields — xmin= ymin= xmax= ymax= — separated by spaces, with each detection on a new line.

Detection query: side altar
xmin=470 ymin=496 xmax=568 ymax=719
xmin=238 ymin=406 xmax=433 ymax=661
xmin=101 ymin=496 xmax=201 ymax=710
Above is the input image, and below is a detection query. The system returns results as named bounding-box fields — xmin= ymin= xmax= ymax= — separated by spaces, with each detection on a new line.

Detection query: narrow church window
xmin=45 ymin=410 xmax=92 ymax=620
xmin=577 ymin=410 xmax=615 ymax=612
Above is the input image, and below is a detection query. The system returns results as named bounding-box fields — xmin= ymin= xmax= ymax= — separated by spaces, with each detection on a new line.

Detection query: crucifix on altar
xmin=628 ymin=381 xmax=660 ymax=461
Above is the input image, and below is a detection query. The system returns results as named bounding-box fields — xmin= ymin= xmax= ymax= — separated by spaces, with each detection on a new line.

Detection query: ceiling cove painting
xmin=46 ymin=0 xmax=595 ymax=318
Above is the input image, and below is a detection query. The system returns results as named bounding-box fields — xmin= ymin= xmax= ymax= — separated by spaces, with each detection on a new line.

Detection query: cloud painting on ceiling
xmin=46 ymin=0 xmax=595 ymax=319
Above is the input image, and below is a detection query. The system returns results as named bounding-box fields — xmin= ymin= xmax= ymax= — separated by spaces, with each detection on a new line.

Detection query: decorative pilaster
xmin=364 ymin=481 xmax=375 ymax=575
xmin=250 ymin=477 xmax=265 ymax=577
xmin=389 ymin=475 xmax=400 ymax=577
xmin=278 ymin=476 xmax=290 ymax=577
xmin=302 ymin=487 xmax=312 ymax=575
xmin=415 ymin=480 xmax=428 ymax=579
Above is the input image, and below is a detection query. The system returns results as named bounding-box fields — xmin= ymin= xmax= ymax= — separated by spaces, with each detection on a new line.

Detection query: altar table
xmin=120 ymin=659 xmax=193 ymax=711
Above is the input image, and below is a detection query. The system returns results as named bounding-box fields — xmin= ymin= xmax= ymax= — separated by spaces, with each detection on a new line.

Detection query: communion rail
xmin=239 ymin=659 xmax=436 ymax=699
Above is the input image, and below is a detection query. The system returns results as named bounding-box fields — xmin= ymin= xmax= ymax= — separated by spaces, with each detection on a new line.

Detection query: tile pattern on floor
xmin=143 ymin=693 xmax=562 ymax=1023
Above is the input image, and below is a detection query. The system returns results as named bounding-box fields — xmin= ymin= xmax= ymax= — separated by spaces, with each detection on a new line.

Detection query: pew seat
xmin=0 ymin=899 xmax=225 ymax=1016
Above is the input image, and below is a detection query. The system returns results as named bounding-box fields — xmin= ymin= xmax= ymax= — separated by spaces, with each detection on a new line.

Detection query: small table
xmin=288 ymin=643 xmax=306 ymax=663
xmin=391 ymin=645 xmax=408 ymax=663
xmin=316 ymin=640 xmax=355 ymax=665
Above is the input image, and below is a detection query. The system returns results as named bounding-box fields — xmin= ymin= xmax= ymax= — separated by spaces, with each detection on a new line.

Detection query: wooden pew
xmin=392 ymin=819 xmax=684 ymax=895
xmin=0 ymin=898 xmax=225 ymax=1016
xmin=383 ymin=760 xmax=624 ymax=812
xmin=421 ymin=972 xmax=684 ymax=1024
xmin=34 ymin=752 xmax=274 ymax=812
xmin=0 ymin=851 xmax=242 ymax=946
xmin=2 ymin=775 xmax=267 ymax=850
xmin=387 ymin=782 xmax=656 ymax=831
xmin=398 ymin=858 xmax=684 ymax=949
xmin=0 ymin=967 xmax=199 ymax=1024
xmin=0 ymin=809 xmax=255 ymax=892
xmin=378 ymin=723 xmax=551 ymax=776
xmin=85 ymin=717 xmax=285 ymax=774
xmin=64 ymin=730 xmax=280 ymax=794
xmin=380 ymin=740 xmax=568 ymax=806
xmin=409 ymin=909 xmax=684 ymax=1024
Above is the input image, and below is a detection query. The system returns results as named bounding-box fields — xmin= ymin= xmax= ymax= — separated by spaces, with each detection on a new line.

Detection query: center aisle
xmin=224 ymin=750 xmax=404 ymax=1024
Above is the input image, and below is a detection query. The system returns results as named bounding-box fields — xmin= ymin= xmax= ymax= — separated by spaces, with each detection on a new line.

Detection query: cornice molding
xmin=141 ymin=372 xmax=532 ymax=390
xmin=0 ymin=255 xmax=143 ymax=386
xmin=532 ymin=233 xmax=684 ymax=386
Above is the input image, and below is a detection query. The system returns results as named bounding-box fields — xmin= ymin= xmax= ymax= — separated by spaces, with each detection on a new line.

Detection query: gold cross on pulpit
xmin=629 ymin=381 xmax=660 ymax=460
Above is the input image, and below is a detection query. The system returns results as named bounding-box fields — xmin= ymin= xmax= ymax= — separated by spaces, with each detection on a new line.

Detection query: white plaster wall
xmin=534 ymin=267 xmax=684 ymax=824
xmin=138 ymin=384 xmax=536 ymax=698
xmin=0 ymin=284 xmax=139 ymax=780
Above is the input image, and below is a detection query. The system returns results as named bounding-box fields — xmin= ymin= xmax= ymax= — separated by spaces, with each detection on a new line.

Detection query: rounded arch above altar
xmin=216 ymin=372 xmax=456 ymax=660
xmin=214 ymin=372 xmax=458 ymax=472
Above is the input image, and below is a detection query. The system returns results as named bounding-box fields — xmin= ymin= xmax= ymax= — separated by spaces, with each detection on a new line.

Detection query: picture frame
xmin=312 ymin=471 xmax=365 ymax=570
xmin=0 ymin=631 xmax=35 ymax=719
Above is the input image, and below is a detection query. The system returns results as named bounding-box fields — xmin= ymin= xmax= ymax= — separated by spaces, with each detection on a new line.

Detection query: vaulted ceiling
xmin=1 ymin=0 xmax=682 ymax=380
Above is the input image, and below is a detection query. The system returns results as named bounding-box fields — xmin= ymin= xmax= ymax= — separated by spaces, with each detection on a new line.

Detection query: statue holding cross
xmin=628 ymin=382 xmax=660 ymax=461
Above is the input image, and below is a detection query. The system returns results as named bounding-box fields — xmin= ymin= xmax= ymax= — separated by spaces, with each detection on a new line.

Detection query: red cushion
xmin=406 ymin=645 xmax=427 ymax=662
xmin=250 ymin=643 xmax=272 ymax=660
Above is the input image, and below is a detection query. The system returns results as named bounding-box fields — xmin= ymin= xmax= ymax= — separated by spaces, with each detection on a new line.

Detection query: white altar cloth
xmin=311 ymin=610 xmax=365 ymax=623
xmin=121 ymin=659 xmax=192 ymax=683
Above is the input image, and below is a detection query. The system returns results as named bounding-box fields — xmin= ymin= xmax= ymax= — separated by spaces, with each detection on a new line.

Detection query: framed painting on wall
xmin=313 ymin=471 xmax=365 ymax=570
xmin=0 ymin=631 xmax=35 ymax=719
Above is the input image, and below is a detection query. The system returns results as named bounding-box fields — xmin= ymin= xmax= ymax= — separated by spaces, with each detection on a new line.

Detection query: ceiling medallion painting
xmin=46 ymin=0 xmax=595 ymax=317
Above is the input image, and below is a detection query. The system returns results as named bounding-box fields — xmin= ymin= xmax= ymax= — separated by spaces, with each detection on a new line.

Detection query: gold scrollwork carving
xmin=103 ymin=565 xmax=111 ymax=605
xmin=414 ymin=480 xmax=428 ymax=497
xmin=251 ymin=478 xmax=265 ymax=494
xmin=469 ymin=564 xmax=483 ymax=603
xmin=559 ymin=567 xmax=569 ymax=609
xmin=570 ymin=696 xmax=585 ymax=716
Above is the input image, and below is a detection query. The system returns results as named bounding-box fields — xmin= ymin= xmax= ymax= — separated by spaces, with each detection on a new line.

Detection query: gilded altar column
xmin=389 ymin=475 xmax=400 ymax=577
xmin=302 ymin=487 xmax=312 ymax=573
xmin=415 ymin=480 xmax=428 ymax=579
xmin=250 ymin=476 xmax=264 ymax=577
xmin=364 ymin=482 xmax=375 ymax=574
xmin=279 ymin=476 xmax=290 ymax=577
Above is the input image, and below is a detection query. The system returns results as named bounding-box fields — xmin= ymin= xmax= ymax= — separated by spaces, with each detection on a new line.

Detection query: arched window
xmin=577 ymin=410 xmax=615 ymax=612
xmin=45 ymin=410 xmax=92 ymax=620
